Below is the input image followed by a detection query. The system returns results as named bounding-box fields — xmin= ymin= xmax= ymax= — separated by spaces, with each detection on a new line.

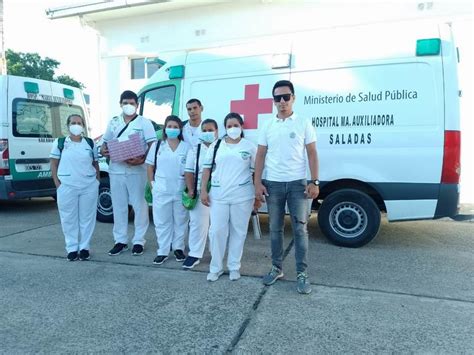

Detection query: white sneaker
xmin=229 ymin=270 xmax=241 ymax=281
xmin=207 ymin=271 xmax=224 ymax=282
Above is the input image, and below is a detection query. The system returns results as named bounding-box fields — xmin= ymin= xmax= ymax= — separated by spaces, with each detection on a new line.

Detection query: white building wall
xmin=84 ymin=1 xmax=472 ymax=202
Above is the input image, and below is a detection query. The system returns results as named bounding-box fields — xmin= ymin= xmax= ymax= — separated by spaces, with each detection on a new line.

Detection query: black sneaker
xmin=79 ymin=249 xmax=90 ymax=261
xmin=132 ymin=244 xmax=144 ymax=256
xmin=67 ymin=251 xmax=78 ymax=262
xmin=182 ymin=256 xmax=200 ymax=269
xmin=108 ymin=243 xmax=128 ymax=256
xmin=153 ymin=255 xmax=168 ymax=265
xmin=174 ymin=249 xmax=186 ymax=262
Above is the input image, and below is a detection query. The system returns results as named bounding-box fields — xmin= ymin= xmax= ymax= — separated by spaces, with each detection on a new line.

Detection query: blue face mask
xmin=166 ymin=128 xmax=180 ymax=139
xmin=199 ymin=131 xmax=216 ymax=144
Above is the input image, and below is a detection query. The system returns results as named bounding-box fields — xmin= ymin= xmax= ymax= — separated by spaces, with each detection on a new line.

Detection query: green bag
xmin=182 ymin=144 xmax=201 ymax=210
xmin=145 ymin=140 xmax=161 ymax=204
xmin=145 ymin=181 xmax=153 ymax=204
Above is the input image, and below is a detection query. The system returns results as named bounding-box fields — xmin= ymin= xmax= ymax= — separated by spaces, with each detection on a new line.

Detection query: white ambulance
xmin=129 ymin=20 xmax=461 ymax=247
xmin=0 ymin=75 xmax=90 ymax=201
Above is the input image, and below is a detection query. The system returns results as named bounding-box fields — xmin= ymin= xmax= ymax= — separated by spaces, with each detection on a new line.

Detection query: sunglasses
xmin=273 ymin=94 xmax=292 ymax=102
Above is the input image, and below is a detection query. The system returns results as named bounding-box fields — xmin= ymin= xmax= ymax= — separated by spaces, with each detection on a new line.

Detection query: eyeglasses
xmin=273 ymin=94 xmax=292 ymax=102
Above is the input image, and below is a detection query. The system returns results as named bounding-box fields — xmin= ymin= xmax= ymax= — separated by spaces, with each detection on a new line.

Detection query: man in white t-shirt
xmin=254 ymin=80 xmax=320 ymax=294
xmin=100 ymin=90 xmax=157 ymax=257
xmin=183 ymin=98 xmax=204 ymax=147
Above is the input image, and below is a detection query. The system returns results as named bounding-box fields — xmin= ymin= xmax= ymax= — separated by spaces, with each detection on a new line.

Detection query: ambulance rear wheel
xmin=97 ymin=178 xmax=114 ymax=223
xmin=318 ymin=189 xmax=380 ymax=248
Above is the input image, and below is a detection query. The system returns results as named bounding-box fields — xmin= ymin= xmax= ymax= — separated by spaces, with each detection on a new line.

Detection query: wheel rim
xmin=329 ymin=202 xmax=368 ymax=238
xmin=98 ymin=187 xmax=113 ymax=216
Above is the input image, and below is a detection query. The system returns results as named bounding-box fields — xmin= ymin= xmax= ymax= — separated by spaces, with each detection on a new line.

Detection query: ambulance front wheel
xmin=97 ymin=178 xmax=114 ymax=223
xmin=318 ymin=189 xmax=381 ymax=248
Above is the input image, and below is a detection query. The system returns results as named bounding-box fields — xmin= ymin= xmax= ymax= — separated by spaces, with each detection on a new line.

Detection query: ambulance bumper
xmin=0 ymin=178 xmax=56 ymax=200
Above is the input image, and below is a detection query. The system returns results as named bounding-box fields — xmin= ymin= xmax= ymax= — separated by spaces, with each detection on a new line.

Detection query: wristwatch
xmin=309 ymin=179 xmax=320 ymax=186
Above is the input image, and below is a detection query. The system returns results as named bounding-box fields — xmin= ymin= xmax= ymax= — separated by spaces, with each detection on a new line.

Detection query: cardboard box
xmin=107 ymin=133 xmax=146 ymax=162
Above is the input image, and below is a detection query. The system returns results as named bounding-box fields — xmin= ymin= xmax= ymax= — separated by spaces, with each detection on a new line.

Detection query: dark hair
xmin=163 ymin=115 xmax=184 ymax=141
xmin=66 ymin=114 xmax=85 ymax=126
xmin=119 ymin=90 xmax=138 ymax=104
xmin=272 ymin=80 xmax=295 ymax=96
xmin=224 ymin=112 xmax=244 ymax=138
xmin=186 ymin=98 xmax=202 ymax=107
xmin=201 ymin=118 xmax=218 ymax=131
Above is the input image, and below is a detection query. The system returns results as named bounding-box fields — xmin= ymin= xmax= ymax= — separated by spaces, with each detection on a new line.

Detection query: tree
xmin=5 ymin=49 xmax=85 ymax=89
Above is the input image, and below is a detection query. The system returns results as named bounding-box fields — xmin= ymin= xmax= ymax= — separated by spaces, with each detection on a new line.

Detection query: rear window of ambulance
xmin=12 ymin=98 xmax=85 ymax=138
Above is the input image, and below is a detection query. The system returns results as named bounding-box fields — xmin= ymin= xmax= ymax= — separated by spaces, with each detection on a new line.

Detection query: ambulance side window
xmin=141 ymin=85 xmax=175 ymax=126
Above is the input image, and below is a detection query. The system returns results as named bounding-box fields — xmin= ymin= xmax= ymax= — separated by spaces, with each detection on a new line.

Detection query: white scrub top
xmin=203 ymin=138 xmax=256 ymax=204
xmin=182 ymin=121 xmax=201 ymax=147
xmin=50 ymin=136 xmax=98 ymax=188
xmin=146 ymin=140 xmax=190 ymax=196
xmin=184 ymin=143 xmax=210 ymax=193
xmin=103 ymin=114 xmax=157 ymax=175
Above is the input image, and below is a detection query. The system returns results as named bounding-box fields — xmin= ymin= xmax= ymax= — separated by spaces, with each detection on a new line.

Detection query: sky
xmin=4 ymin=0 xmax=98 ymax=91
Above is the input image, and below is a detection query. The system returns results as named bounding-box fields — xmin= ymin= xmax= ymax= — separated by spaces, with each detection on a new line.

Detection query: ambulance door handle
xmin=21 ymin=151 xmax=25 ymax=155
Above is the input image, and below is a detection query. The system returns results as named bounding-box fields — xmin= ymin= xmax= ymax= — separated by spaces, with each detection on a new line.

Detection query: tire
xmin=318 ymin=189 xmax=381 ymax=248
xmin=97 ymin=177 xmax=114 ymax=223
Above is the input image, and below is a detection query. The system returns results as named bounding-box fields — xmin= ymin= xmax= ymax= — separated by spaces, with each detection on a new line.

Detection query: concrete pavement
xmin=0 ymin=198 xmax=473 ymax=353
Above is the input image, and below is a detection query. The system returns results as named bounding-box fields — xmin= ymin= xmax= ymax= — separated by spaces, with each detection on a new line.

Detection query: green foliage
xmin=55 ymin=74 xmax=85 ymax=90
xmin=6 ymin=49 xmax=85 ymax=89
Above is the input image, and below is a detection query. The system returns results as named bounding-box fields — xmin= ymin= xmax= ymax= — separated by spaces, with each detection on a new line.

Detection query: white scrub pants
xmin=153 ymin=193 xmax=188 ymax=256
xmin=110 ymin=172 xmax=149 ymax=246
xmin=188 ymin=199 xmax=210 ymax=258
xmin=209 ymin=198 xmax=253 ymax=273
xmin=57 ymin=181 xmax=99 ymax=253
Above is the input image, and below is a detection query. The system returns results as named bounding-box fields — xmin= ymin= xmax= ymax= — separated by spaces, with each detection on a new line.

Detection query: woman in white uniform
xmin=182 ymin=119 xmax=219 ymax=269
xmin=50 ymin=114 xmax=100 ymax=261
xmin=146 ymin=115 xmax=191 ymax=265
xmin=200 ymin=113 xmax=260 ymax=281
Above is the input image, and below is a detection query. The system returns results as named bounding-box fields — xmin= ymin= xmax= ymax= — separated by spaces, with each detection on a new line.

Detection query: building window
xmin=131 ymin=57 xmax=164 ymax=79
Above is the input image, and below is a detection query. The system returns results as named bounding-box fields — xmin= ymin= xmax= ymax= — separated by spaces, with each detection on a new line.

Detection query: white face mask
xmin=226 ymin=127 xmax=242 ymax=140
xmin=122 ymin=104 xmax=136 ymax=116
xmin=69 ymin=124 xmax=83 ymax=136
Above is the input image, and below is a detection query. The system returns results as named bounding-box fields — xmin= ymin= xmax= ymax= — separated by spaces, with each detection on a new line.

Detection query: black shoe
xmin=182 ymin=256 xmax=200 ymax=269
xmin=108 ymin=243 xmax=128 ymax=256
xmin=153 ymin=255 xmax=168 ymax=265
xmin=174 ymin=249 xmax=186 ymax=262
xmin=67 ymin=251 xmax=79 ymax=261
xmin=79 ymin=249 xmax=90 ymax=261
xmin=132 ymin=244 xmax=144 ymax=256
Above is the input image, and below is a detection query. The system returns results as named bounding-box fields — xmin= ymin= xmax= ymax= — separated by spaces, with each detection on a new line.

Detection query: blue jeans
xmin=263 ymin=179 xmax=309 ymax=273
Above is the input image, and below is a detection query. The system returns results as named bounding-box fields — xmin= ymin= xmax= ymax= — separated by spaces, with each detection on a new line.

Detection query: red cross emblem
xmin=230 ymin=84 xmax=273 ymax=129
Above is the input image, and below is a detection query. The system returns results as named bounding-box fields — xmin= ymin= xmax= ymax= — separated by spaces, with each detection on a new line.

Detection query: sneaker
xmin=174 ymin=249 xmax=186 ymax=262
xmin=182 ymin=256 xmax=200 ymax=269
xmin=229 ymin=270 xmax=241 ymax=281
xmin=296 ymin=272 xmax=312 ymax=294
xmin=108 ymin=243 xmax=128 ymax=256
xmin=207 ymin=271 xmax=224 ymax=282
xmin=153 ymin=255 xmax=168 ymax=265
xmin=132 ymin=244 xmax=144 ymax=256
xmin=67 ymin=251 xmax=78 ymax=262
xmin=262 ymin=265 xmax=284 ymax=286
xmin=79 ymin=249 xmax=90 ymax=261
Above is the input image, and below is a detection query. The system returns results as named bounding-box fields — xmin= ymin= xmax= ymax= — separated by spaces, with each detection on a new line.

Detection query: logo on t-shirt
xmin=240 ymin=151 xmax=251 ymax=160
xmin=289 ymin=132 xmax=296 ymax=139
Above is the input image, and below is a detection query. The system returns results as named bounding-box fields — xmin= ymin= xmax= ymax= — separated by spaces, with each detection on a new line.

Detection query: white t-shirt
xmin=50 ymin=136 xmax=98 ymax=188
xmin=182 ymin=121 xmax=201 ymax=147
xmin=145 ymin=140 xmax=190 ymax=196
xmin=258 ymin=113 xmax=316 ymax=182
xmin=184 ymin=143 xmax=209 ymax=193
xmin=103 ymin=114 xmax=157 ymax=174
xmin=203 ymin=138 xmax=256 ymax=203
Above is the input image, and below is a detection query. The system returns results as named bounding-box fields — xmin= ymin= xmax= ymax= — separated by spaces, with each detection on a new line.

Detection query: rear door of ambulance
xmin=7 ymin=77 xmax=87 ymax=199
xmin=290 ymin=22 xmax=451 ymax=221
